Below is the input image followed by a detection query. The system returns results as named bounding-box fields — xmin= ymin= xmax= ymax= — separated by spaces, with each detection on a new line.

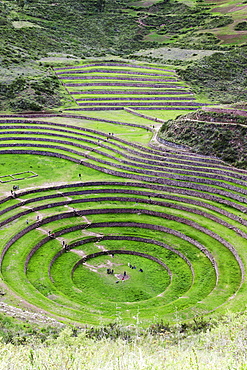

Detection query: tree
xmin=96 ymin=0 xmax=105 ymax=12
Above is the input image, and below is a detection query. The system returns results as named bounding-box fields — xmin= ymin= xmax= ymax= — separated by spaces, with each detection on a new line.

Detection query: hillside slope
xmin=1 ymin=0 xmax=243 ymax=63
xmin=0 ymin=0 xmax=246 ymax=111
xmin=159 ymin=107 xmax=247 ymax=168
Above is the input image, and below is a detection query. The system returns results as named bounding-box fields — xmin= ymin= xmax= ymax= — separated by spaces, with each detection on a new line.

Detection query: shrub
xmin=234 ymin=21 xmax=247 ymax=31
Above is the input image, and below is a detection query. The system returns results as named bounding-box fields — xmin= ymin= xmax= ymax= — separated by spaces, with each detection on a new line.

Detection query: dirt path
xmin=0 ymin=301 xmax=64 ymax=327
xmin=0 ymin=280 xmax=64 ymax=327
xmin=203 ymin=107 xmax=247 ymax=117
xmin=179 ymin=117 xmax=247 ymax=128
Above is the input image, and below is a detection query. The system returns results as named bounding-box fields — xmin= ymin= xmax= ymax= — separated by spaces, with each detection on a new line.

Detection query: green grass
xmin=0 ymin=153 xmax=116 ymax=197
xmin=83 ymin=109 xmax=195 ymax=122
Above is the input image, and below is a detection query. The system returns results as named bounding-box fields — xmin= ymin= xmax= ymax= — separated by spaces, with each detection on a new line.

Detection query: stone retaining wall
xmin=1 ymin=118 xmax=228 ymax=162
xmin=59 ymin=76 xmax=177 ymax=83
xmin=3 ymin=133 xmax=245 ymax=185
xmin=3 ymin=193 xmax=247 ymax=238
xmin=76 ymin=96 xmax=195 ymax=102
xmin=53 ymin=63 xmax=175 ymax=73
xmin=1 ymin=140 xmax=246 ymax=194
xmin=1 ymin=179 xmax=246 ymax=214
xmin=0 ymin=149 xmax=246 ymax=205
xmin=70 ymin=90 xmax=192 ymax=95
xmin=4 ymin=206 xmax=246 ymax=282
xmin=64 ymin=82 xmax=184 ymax=88
xmin=77 ymin=101 xmax=203 ymax=107
xmin=56 ymin=69 xmax=174 ymax=77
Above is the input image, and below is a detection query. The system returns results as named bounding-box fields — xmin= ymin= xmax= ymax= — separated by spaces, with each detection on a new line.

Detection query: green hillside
xmin=1 ymin=0 xmax=243 ymax=63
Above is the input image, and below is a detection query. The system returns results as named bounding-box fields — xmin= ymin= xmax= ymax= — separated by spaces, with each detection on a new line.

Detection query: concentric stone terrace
xmin=54 ymin=62 xmax=207 ymax=111
xmin=0 ymin=69 xmax=246 ymax=326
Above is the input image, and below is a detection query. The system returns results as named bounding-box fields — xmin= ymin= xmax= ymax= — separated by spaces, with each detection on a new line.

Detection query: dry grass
xmin=1 ymin=311 xmax=247 ymax=369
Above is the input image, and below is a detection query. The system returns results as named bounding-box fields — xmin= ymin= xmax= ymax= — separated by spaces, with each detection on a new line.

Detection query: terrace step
xmin=0 ymin=61 xmax=245 ymax=325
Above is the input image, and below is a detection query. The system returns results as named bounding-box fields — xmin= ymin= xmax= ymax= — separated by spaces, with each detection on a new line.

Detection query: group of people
xmin=106 ymin=268 xmax=114 ymax=275
xmin=128 ymin=263 xmax=143 ymax=272
xmin=113 ymin=264 xmax=144 ymax=284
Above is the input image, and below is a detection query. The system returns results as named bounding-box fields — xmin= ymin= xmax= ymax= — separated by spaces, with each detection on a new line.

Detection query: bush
xmin=0 ymin=72 xmax=62 ymax=111
xmin=159 ymin=110 xmax=247 ymax=168
xmin=177 ymin=47 xmax=247 ymax=103
xmin=234 ymin=21 xmax=247 ymax=31
xmin=10 ymin=97 xmax=42 ymax=111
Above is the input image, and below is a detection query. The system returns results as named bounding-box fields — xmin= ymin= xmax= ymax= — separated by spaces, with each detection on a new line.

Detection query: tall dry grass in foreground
xmin=1 ymin=311 xmax=247 ymax=369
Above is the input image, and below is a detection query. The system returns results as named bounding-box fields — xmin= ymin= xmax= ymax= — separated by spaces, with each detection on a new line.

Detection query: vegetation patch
xmin=177 ymin=46 xmax=247 ymax=103
xmin=159 ymin=109 xmax=247 ymax=168
xmin=234 ymin=21 xmax=247 ymax=31
xmin=131 ymin=46 xmax=221 ymax=62
xmin=0 ymin=72 xmax=62 ymax=111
